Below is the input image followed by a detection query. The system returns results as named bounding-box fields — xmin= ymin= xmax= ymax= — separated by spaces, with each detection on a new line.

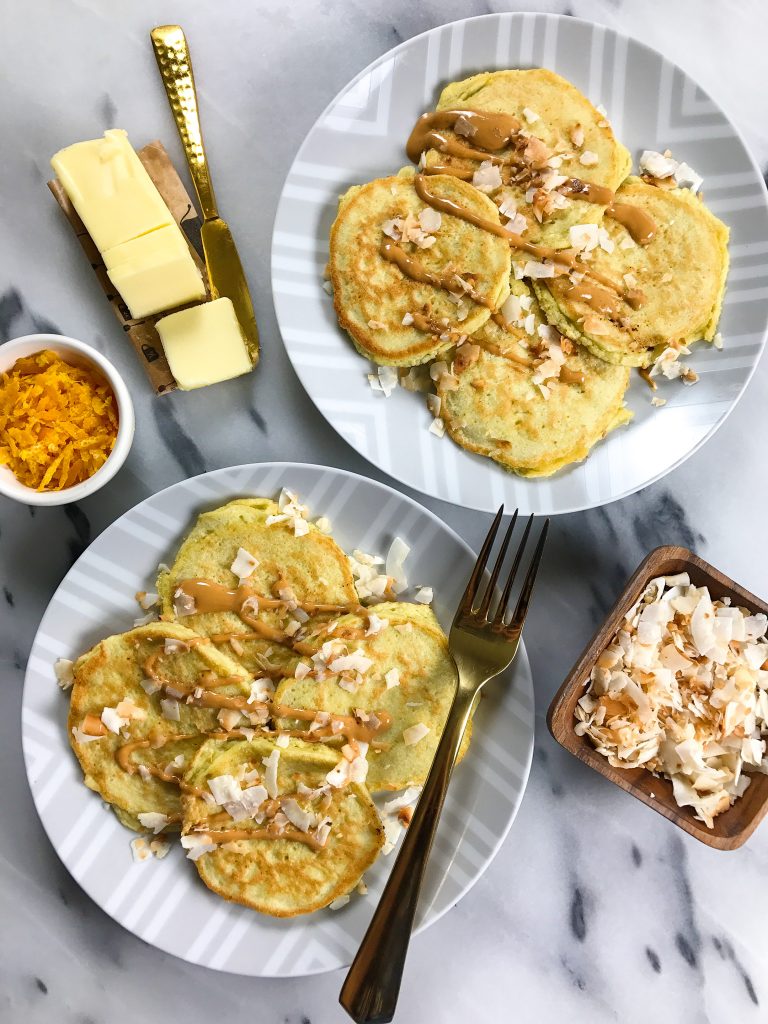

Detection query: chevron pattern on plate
xmin=272 ymin=13 xmax=768 ymax=515
xmin=22 ymin=463 xmax=534 ymax=978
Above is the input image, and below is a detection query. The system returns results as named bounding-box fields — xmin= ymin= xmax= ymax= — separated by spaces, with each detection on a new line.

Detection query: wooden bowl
xmin=547 ymin=545 xmax=768 ymax=850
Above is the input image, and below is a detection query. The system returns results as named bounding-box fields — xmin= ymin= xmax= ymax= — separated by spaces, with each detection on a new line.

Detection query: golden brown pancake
xmin=182 ymin=737 xmax=383 ymax=916
xmin=329 ymin=170 xmax=511 ymax=365
xmin=534 ymin=177 xmax=730 ymax=366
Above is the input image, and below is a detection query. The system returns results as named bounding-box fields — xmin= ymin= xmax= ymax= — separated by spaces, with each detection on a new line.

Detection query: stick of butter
xmin=51 ymin=129 xmax=174 ymax=252
xmin=102 ymin=225 xmax=206 ymax=319
xmin=155 ymin=298 xmax=253 ymax=390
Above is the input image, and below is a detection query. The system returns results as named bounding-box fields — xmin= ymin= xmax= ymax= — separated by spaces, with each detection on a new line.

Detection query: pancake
xmin=533 ymin=177 xmax=730 ymax=366
xmin=68 ymin=621 xmax=253 ymax=828
xmin=436 ymin=277 xmax=631 ymax=475
xmin=157 ymin=497 xmax=358 ymax=674
xmin=441 ymin=344 xmax=631 ymax=477
xmin=273 ymin=610 xmax=460 ymax=791
xmin=329 ymin=171 xmax=511 ymax=365
xmin=426 ymin=69 xmax=631 ymax=247
xmin=182 ymin=737 xmax=383 ymax=916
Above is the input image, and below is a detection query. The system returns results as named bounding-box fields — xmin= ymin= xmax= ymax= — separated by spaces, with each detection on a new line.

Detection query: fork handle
xmin=150 ymin=24 xmax=218 ymax=221
xmin=339 ymin=683 xmax=478 ymax=1024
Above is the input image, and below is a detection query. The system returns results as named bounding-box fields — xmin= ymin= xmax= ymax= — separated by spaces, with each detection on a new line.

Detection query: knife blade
xmin=150 ymin=24 xmax=259 ymax=365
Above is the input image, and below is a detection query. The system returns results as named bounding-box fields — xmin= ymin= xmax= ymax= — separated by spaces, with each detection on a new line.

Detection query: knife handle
xmin=151 ymin=25 xmax=218 ymax=222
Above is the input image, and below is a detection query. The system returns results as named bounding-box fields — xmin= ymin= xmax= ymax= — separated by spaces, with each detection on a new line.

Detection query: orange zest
xmin=0 ymin=349 xmax=118 ymax=491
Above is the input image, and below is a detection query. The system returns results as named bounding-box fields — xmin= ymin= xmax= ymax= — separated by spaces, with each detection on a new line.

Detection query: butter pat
xmin=51 ymin=129 xmax=173 ymax=251
xmin=155 ymin=298 xmax=252 ymax=390
xmin=102 ymin=224 xmax=190 ymax=270
xmin=103 ymin=226 xmax=206 ymax=319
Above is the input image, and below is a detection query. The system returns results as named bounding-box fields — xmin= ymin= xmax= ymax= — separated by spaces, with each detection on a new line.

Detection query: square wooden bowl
xmin=547 ymin=545 xmax=768 ymax=850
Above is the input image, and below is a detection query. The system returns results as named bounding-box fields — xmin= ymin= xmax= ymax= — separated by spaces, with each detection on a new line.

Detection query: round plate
xmin=22 ymin=463 xmax=533 ymax=977
xmin=272 ymin=12 xmax=768 ymax=515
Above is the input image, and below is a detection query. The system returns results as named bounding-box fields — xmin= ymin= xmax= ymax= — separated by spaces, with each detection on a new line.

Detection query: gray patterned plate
xmin=272 ymin=12 xmax=768 ymax=515
xmin=22 ymin=463 xmax=534 ymax=977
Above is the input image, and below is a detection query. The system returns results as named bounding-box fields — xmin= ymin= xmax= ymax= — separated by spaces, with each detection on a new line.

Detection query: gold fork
xmin=340 ymin=506 xmax=548 ymax=1023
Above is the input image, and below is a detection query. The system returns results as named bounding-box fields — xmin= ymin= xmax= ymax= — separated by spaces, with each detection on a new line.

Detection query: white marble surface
xmin=2 ymin=1 xmax=767 ymax=1021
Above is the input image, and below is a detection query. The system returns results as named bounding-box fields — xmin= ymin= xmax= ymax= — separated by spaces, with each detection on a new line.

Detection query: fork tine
xmin=507 ymin=519 xmax=549 ymax=631
xmin=492 ymin=514 xmax=533 ymax=627
xmin=477 ymin=510 xmax=518 ymax=619
xmin=456 ymin=505 xmax=504 ymax=617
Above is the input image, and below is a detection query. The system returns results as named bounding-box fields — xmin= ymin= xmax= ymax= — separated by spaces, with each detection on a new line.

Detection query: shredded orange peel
xmin=0 ymin=349 xmax=118 ymax=491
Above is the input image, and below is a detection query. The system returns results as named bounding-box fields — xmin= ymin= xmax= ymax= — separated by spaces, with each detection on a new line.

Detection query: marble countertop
xmin=2 ymin=1 xmax=767 ymax=1021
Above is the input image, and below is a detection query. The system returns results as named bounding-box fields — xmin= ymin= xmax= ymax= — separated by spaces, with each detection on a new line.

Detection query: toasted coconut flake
xmin=639 ymin=149 xmax=677 ymax=179
xmin=101 ymin=705 xmax=129 ymax=734
xmin=137 ymin=591 xmax=159 ymax=611
xmin=522 ymin=260 xmax=555 ymax=280
xmin=414 ymin=586 xmax=433 ymax=605
xmin=418 ymin=207 xmax=442 ymax=233
xmin=385 ymin=536 xmax=410 ymax=595
xmin=160 ymin=698 xmax=180 ymax=722
xmin=262 ymin=748 xmax=280 ymax=799
xmin=472 ymin=160 xmax=503 ymax=193
xmin=208 ymin=774 xmax=243 ymax=805
xmin=131 ymin=837 xmax=152 ymax=863
xmin=138 ymin=811 xmax=170 ymax=834
xmin=569 ymin=223 xmax=599 ymax=252
xmin=181 ymin=833 xmax=215 ymax=861
xmin=403 ymin=723 xmax=430 ymax=746
xmin=54 ymin=658 xmax=75 ymax=690
xmin=579 ymin=150 xmax=599 ymax=167
xmin=172 ymin=590 xmax=196 ymax=617
xmin=230 ymin=547 xmax=259 ymax=581
xmin=365 ymin=613 xmax=389 ymax=636
xmin=385 ymin=668 xmax=401 ymax=689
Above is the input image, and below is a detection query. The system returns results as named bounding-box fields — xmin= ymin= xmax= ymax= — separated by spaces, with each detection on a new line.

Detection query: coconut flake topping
xmin=574 ymin=573 xmax=768 ymax=828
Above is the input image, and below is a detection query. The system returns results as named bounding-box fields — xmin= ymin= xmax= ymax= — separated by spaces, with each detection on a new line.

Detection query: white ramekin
xmin=0 ymin=334 xmax=135 ymax=506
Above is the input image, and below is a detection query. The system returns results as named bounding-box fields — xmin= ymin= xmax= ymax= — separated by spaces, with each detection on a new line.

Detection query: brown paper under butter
xmin=48 ymin=140 xmax=211 ymax=395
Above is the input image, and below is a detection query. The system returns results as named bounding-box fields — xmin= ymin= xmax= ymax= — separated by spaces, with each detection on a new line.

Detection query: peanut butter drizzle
xmin=406 ymin=109 xmax=521 ymax=164
xmin=559 ymin=177 xmax=615 ymax=205
xmin=272 ymin=703 xmax=393 ymax=745
xmin=202 ymin=826 xmax=325 ymax=851
xmin=638 ymin=367 xmax=658 ymax=391
xmin=139 ymin=646 xmax=392 ymax=740
xmin=565 ymin=281 xmax=623 ymax=317
xmin=115 ymin=738 xmax=206 ymax=794
xmin=606 ymin=202 xmax=657 ymax=245
xmin=414 ymin=173 xmax=566 ymax=258
xmin=380 ymin=241 xmax=495 ymax=309
xmin=410 ymin=311 xmax=466 ymax=342
xmin=560 ymin=366 xmax=587 ymax=386
xmin=416 ymin=172 xmax=644 ymax=308
xmin=421 ymin=163 xmax=475 ymax=180
xmin=176 ymin=578 xmax=360 ymax=618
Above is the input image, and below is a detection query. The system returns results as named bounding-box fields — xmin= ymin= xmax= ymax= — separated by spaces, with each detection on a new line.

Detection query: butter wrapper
xmin=48 ymin=140 xmax=210 ymax=395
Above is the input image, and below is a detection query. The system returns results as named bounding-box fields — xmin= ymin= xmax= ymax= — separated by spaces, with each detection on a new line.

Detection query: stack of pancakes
xmin=66 ymin=496 xmax=462 ymax=916
xmin=329 ymin=69 xmax=729 ymax=477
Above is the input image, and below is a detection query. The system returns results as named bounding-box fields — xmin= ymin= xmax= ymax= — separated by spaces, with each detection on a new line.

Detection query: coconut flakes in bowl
xmin=574 ymin=573 xmax=768 ymax=828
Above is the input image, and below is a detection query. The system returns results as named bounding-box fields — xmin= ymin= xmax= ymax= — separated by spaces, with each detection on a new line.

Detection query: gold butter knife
xmin=150 ymin=24 xmax=259 ymax=366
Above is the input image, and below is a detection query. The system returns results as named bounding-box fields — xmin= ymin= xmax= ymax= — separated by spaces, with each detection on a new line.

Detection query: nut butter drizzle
xmin=406 ymin=109 xmax=522 ymax=164
xmin=176 ymin=578 xmax=364 ymax=618
xmin=481 ymin=321 xmax=586 ymax=385
xmin=405 ymin=109 xmax=657 ymax=295
xmin=380 ymin=241 xmax=495 ymax=309
xmin=413 ymin=174 xmax=646 ymax=307
xmin=605 ymin=201 xmax=657 ymax=245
